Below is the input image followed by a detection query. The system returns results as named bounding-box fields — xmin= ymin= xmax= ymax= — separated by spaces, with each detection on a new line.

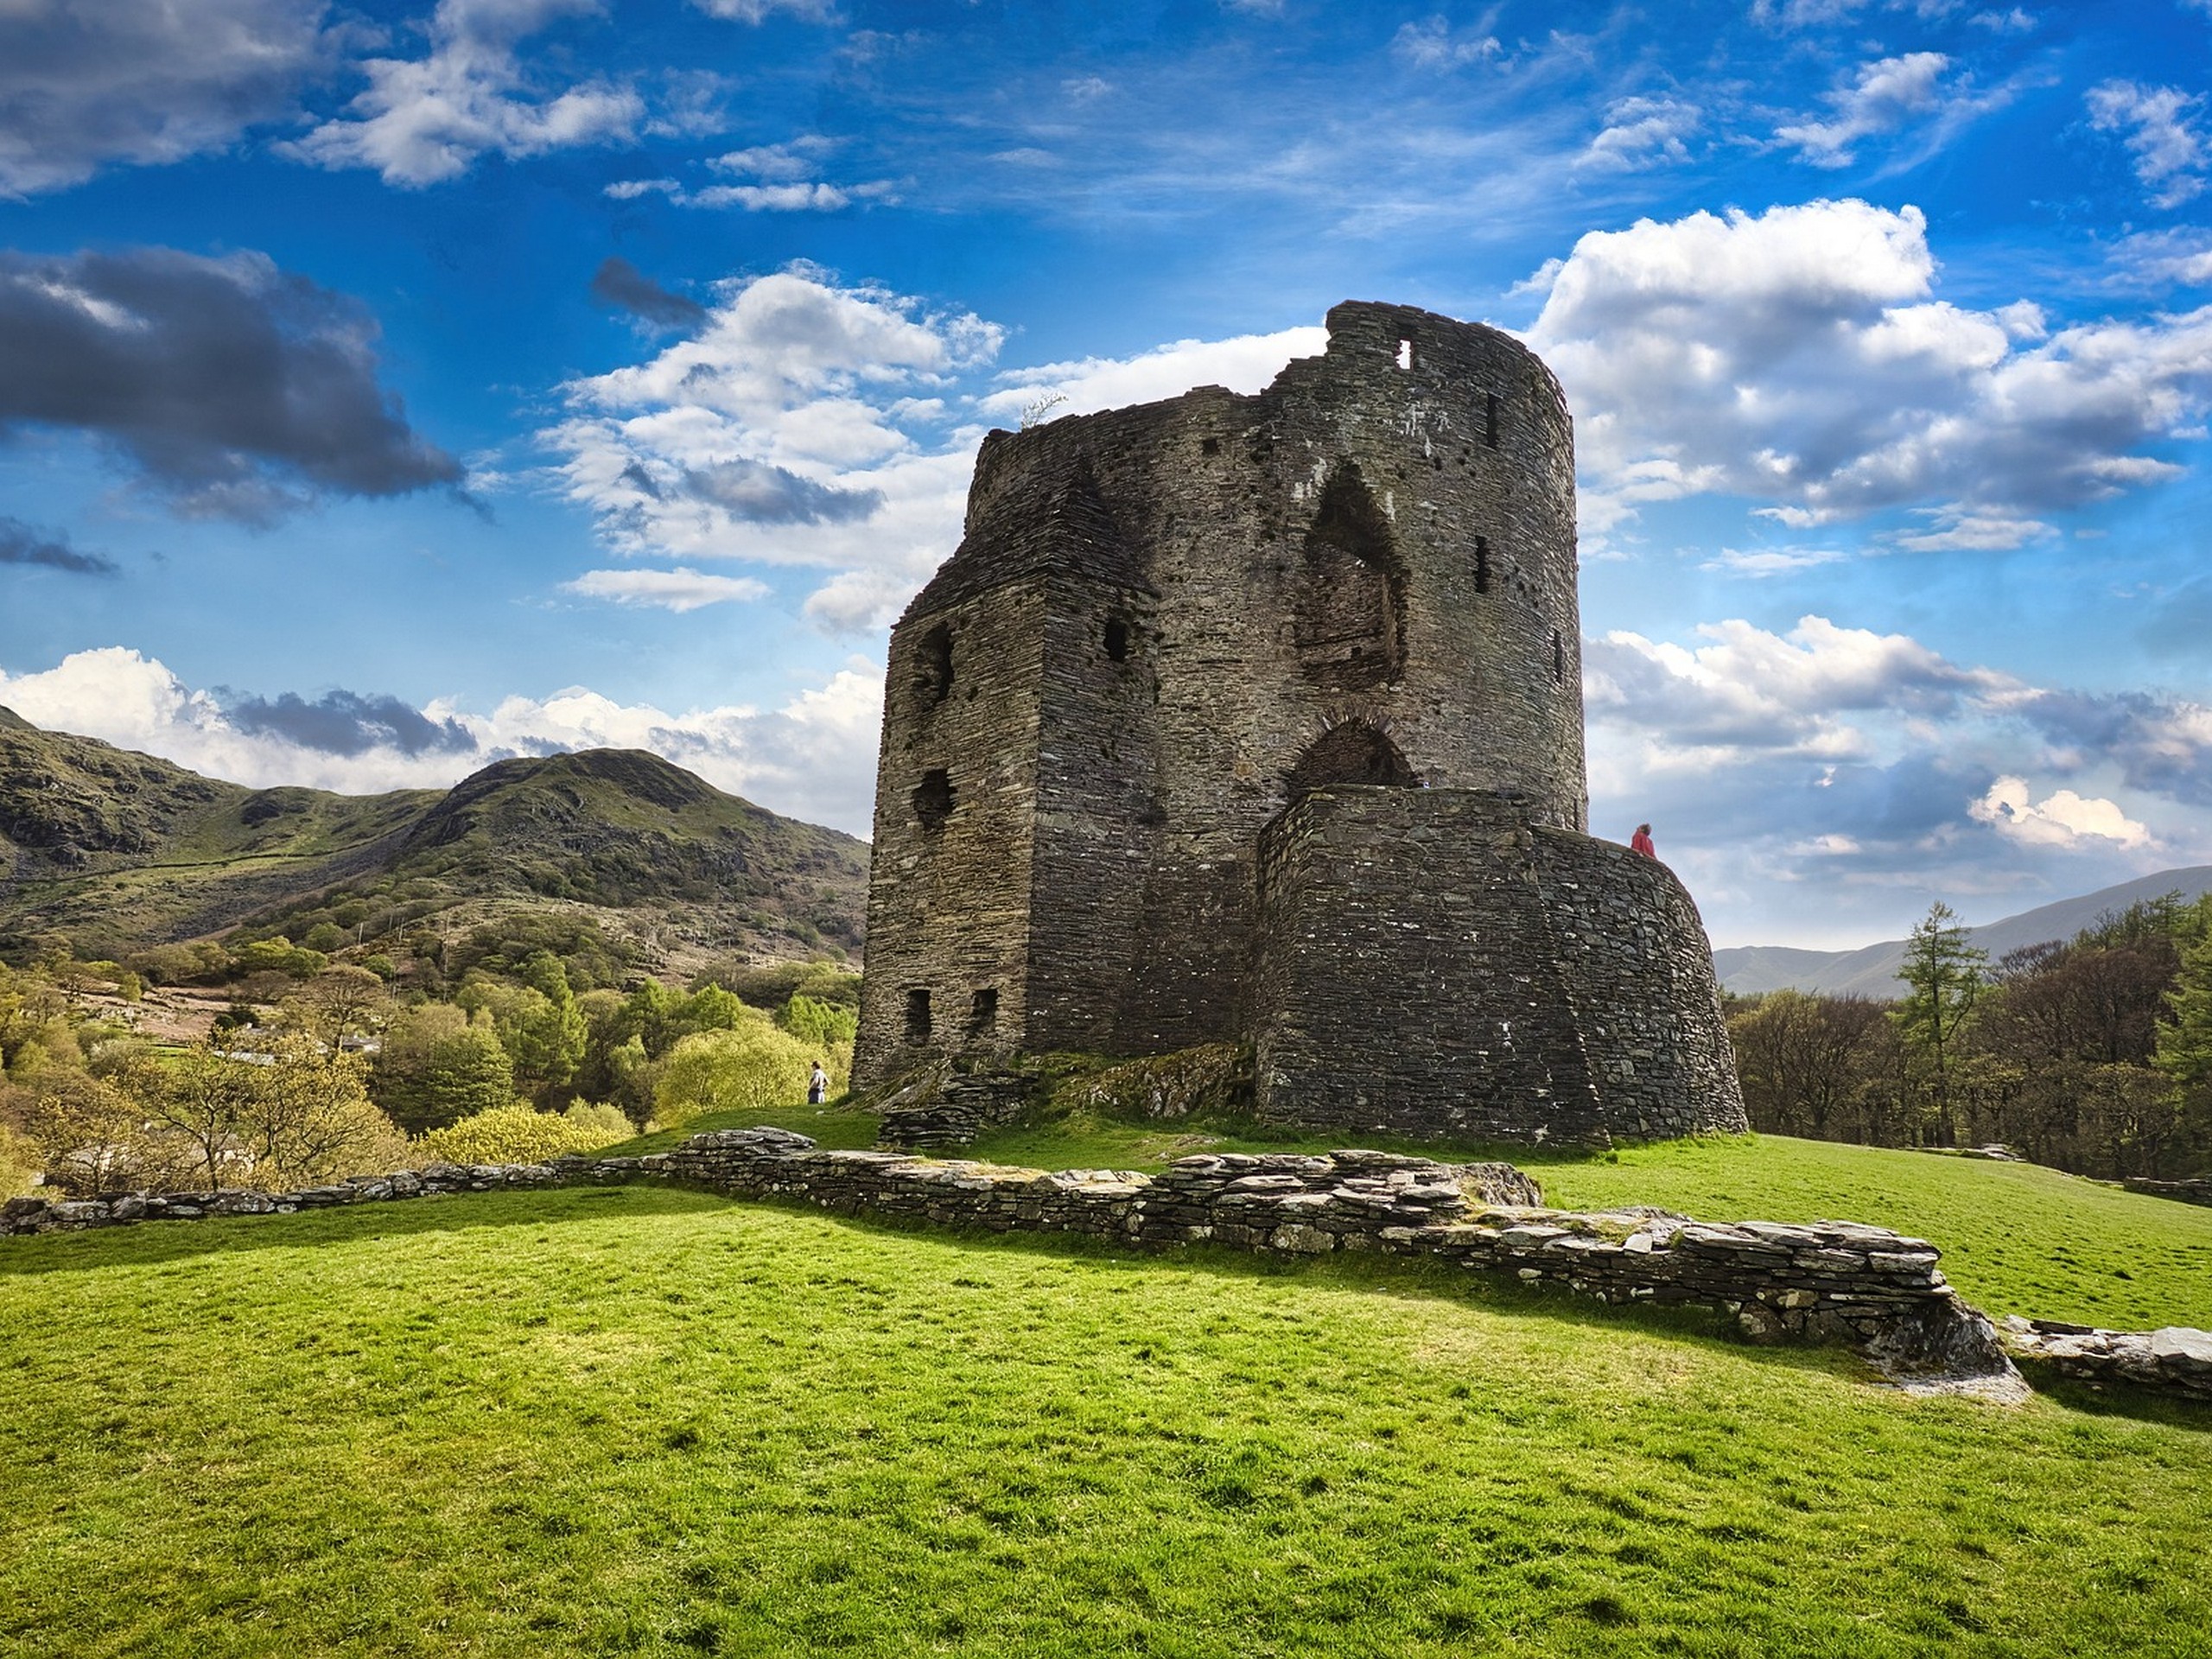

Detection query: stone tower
xmin=854 ymin=301 xmax=1745 ymax=1146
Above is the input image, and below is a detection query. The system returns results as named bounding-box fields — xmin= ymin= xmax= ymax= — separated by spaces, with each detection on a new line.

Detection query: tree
xmin=372 ymin=1005 xmax=516 ymax=1132
xmin=1890 ymin=902 xmax=1986 ymax=1145
xmin=282 ymin=965 xmax=389 ymax=1052
xmin=2155 ymin=930 xmax=2212 ymax=1171
xmin=1726 ymin=991 xmax=1888 ymax=1140
xmin=655 ymin=1020 xmax=815 ymax=1128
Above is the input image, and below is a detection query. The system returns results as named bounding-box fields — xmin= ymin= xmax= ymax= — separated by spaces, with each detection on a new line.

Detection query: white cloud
xmin=979 ymin=326 xmax=1326 ymax=422
xmin=285 ymin=0 xmax=641 ymax=187
xmin=0 ymin=645 xmax=884 ymax=835
xmin=561 ymin=567 xmax=770 ymax=611
xmin=1700 ymin=547 xmax=1847 ymax=576
xmin=1888 ymin=505 xmax=2052 ymax=550
xmin=2087 ymin=80 xmax=2208 ymax=209
xmin=0 ymin=0 xmax=336 ymax=196
xmin=688 ymin=0 xmax=836 ymax=19
xmin=1390 ymin=16 xmax=1502 ymax=70
xmin=1777 ymin=52 xmax=1950 ymax=168
xmin=1526 ymin=199 xmax=2212 ymax=546
xmin=1970 ymin=776 xmax=2152 ymax=849
xmin=1579 ymin=97 xmax=1700 ymax=172
xmin=539 ymin=266 xmax=1005 ymax=632
xmin=607 ymin=141 xmax=899 ymax=211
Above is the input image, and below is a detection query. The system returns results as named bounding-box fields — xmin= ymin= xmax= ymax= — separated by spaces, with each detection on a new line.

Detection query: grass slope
xmin=2 ymin=1183 xmax=2209 ymax=1659
xmin=618 ymin=1115 xmax=2212 ymax=1332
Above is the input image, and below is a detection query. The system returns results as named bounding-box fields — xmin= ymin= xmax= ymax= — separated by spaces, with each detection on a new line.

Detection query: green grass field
xmin=3 ymin=1135 xmax=2208 ymax=1656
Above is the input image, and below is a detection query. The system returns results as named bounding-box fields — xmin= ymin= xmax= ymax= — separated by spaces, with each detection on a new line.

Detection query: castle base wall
xmin=1252 ymin=788 xmax=1747 ymax=1145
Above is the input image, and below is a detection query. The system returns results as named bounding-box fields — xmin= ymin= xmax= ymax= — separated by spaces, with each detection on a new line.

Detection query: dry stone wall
xmin=34 ymin=1127 xmax=2212 ymax=1398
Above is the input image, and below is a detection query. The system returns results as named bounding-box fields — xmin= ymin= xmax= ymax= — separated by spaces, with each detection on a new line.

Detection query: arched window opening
xmin=1286 ymin=722 xmax=1421 ymax=796
xmin=1293 ymin=466 xmax=1405 ymax=694
xmin=912 ymin=768 xmax=954 ymax=831
xmin=914 ymin=623 xmax=954 ymax=706
xmin=905 ymin=989 xmax=932 ymax=1044
xmin=1104 ymin=618 xmax=1131 ymax=662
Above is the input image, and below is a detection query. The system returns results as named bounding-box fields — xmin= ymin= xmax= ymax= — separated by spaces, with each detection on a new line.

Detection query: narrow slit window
xmin=1551 ymin=630 xmax=1565 ymax=686
xmin=1396 ymin=339 xmax=1414 ymax=371
xmin=915 ymin=623 xmax=954 ymax=706
xmin=969 ymin=988 xmax=999 ymax=1036
xmin=1484 ymin=391 xmax=1499 ymax=448
xmin=1104 ymin=618 xmax=1130 ymax=662
xmin=905 ymin=989 xmax=932 ymax=1044
xmin=1475 ymin=537 xmax=1491 ymax=595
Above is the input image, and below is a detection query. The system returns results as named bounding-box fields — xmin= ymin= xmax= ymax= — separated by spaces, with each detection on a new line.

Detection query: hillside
xmin=0 ymin=709 xmax=868 ymax=969
xmin=1 ymin=1137 xmax=2206 ymax=1656
xmin=1714 ymin=865 xmax=2212 ymax=997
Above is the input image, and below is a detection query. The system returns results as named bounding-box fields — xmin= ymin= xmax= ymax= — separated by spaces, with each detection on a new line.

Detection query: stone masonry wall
xmin=2 ymin=1129 xmax=2013 ymax=1386
xmin=1254 ymin=788 xmax=1747 ymax=1145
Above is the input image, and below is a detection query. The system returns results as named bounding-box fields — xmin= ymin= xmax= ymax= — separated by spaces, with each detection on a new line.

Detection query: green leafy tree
xmin=655 ymin=1020 xmax=814 ymax=1128
xmin=2155 ymin=930 xmax=2212 ymax=1167
xmin=372 ymin=1006 xmax=516 ymax=1133
xmin=1890 ymin=901 xmax=1987 ymax=1146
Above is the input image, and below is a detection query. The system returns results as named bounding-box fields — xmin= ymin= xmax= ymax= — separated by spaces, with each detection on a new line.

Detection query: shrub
xmin=655 ymin=1020 xmax=815 ymax=1128
xmin=416 ymin=1103 xmax=631 ymax=1166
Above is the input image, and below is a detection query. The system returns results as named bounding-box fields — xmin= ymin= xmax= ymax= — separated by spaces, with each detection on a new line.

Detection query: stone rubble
xmin=1998 ymin=1317 xmax=2212 ymax=1401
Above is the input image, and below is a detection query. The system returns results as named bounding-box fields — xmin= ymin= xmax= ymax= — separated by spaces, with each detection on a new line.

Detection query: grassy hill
xmin=0 ymin=1135 xmax=2205 ymax=1657
xmin=0 ymin=710 xmax=868 ymax=970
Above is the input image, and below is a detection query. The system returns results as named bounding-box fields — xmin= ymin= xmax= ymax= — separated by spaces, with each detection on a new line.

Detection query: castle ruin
xmin=853 ymin=301 xmax=1746 ymax=1146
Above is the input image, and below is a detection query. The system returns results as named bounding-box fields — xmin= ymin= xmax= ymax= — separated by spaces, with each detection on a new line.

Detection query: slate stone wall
xmin=1254 ymin=788 xmax=1746 ymax=1144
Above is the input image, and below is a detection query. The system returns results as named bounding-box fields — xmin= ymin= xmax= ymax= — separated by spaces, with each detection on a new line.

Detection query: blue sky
xmin=3 ymin=0 xmax=2211 ymax=948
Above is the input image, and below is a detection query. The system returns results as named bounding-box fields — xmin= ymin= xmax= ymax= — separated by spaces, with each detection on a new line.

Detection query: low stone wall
xmin=38 ymin=1128 xmax=2212 ymax=1401
xmin=1999 ymin=1318 xmax=2212 ymax=1401
xmin=2122 ymin=1176 xmax=2212 ymax=1208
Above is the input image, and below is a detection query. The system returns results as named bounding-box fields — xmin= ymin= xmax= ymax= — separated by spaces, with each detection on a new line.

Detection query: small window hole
xmin=915 ymin=623 xmax=954 ymax=705
xmin=1103 ymin=618 xmax=1130 ymax=662
xmin=905 ymin=989 xmax=932 ymax=1044
xmin=1396 ymin=339 xmax=1414 ymax=371
xmin=912 ymin=768 xmax=953 ymax=831
xmin=1201 ymin=436 xmax=1220 ymax=455
xmin=1484 ymin=391 xmax=1499 ymax=448
xmin=969 ymin=988 xmax=999 ymax=1036
xmin=1551 ymin=630 xmax=1565 ymax=686
xmin=1475 ymin=537 xmax=1491 ymax=595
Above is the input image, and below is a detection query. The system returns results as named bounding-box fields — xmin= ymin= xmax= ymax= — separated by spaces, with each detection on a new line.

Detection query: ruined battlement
xmin=854 ymin=301 xmax=1745 ymax=1144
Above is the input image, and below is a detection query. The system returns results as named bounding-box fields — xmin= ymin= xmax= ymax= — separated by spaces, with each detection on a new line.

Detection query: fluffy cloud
xmin=2087 ymin=80 xmax=2208 ymax=210
xmin=285 ymin=0 xmax=640 ymax=187
xmin=542 ymin=267 xmax=1004 ymax=630
xmin=0 ymin=245 xmax=461 ymax=524
xmin=0 ymin=646 xmax=884 ymax=836
xmin=0 ymin=516 xmax=117 ymax=575
xmin=1579 ymin=97 xmax=1700 ymax=171
xmin=1526 ymin=199 xmax=2212 ymax=546
xmin=1389 ymin=17 xmax=1502 ymax=70
xmin=1777 ymin=52 xmax=1950 ymax=168
xmin=0 ymin=0 xmax=334 ymax=196
xmin=1584 ymin=614 xmax=2211 ymax=940
xmin=1971 ymin=777 xmax=2152 ymax=850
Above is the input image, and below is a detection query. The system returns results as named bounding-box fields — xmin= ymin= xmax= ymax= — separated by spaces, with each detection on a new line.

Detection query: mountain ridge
xmin=0 ymin=708 xmax=868 ymax=969
xmin=1713 ymin=865 xmax=2212 ymax=997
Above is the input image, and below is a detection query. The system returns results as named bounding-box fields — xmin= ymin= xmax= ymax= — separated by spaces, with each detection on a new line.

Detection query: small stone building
xmin=853 ymin=300 xmax=1745 ymax=1145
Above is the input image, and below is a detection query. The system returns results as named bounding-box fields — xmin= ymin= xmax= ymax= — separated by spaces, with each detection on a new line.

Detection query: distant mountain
xmin=1714 ymin=866 xmax=2212 ymax=998
xmin=0 ymin=709 xmax=868 ymax=969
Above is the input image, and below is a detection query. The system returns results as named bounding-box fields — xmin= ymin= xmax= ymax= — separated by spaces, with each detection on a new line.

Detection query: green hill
xmin=0 ymin=710 xmax=868 ymax=969
xmin=0 ymin=1135 xmax=2205 ymax=1657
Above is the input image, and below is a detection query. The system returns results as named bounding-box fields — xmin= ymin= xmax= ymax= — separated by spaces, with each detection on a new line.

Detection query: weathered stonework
xmin=850 ymin=298 xmax=1744 ymax=1141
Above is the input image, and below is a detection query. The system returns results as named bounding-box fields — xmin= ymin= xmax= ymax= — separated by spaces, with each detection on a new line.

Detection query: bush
xmin=416 ymin=1103 xmax=632 ymax=1166
xmin=655 ymin=1020 xmax=815 ymax=1128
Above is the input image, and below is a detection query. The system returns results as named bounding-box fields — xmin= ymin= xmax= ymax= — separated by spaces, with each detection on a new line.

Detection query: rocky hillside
xmin=0 ymin=709 xmax=868 ymax=967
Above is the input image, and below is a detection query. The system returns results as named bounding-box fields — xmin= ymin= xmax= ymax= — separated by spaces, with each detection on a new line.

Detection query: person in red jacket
xmin=1630 ymin=823 xmax=1656 ymax=858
